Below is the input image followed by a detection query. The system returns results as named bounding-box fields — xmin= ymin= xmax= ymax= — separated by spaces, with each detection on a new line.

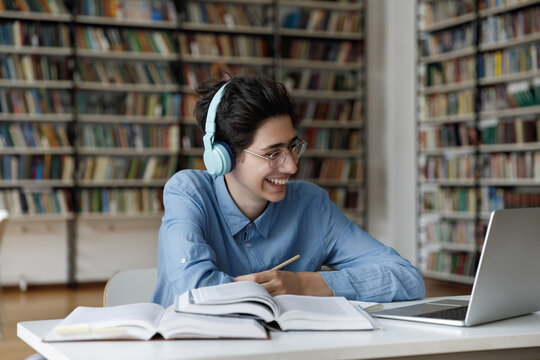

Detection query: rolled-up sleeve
xmin=316 ymin=191 xmax=425 ymax=302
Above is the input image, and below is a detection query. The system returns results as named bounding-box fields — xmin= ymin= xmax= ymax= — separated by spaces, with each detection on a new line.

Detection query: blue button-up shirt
xmin=152 ymin=170 xmax=425 ymax=307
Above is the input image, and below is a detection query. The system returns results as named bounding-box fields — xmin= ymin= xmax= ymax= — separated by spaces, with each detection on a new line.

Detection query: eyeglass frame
xmin=242 ymin=139 xmax=307 ymax=169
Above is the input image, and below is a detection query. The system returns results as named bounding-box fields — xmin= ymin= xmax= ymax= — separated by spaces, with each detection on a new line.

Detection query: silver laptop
xmin=371 ymin=208 xmax=540 ymax=327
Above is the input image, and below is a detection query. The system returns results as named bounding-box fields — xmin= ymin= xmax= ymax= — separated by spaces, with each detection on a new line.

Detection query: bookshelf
xmin=177 ymin=0 xmax=275 ymax=172
xmin=176 ymin=0 xmax=366 ymax=226
xmin=277 ymin=0 xmax=366 ymax=226
xmin=0 ymin=0 xmax=75 ymax=286
xmin=0 ymin=0 xmax=367 ymax=286
xmin=417 ymin=0 xmax=540 ymax=284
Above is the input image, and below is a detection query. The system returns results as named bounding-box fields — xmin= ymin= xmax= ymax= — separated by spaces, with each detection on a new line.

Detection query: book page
xmin=274 ymin=295 xmax=375 ymax=330
xmin=176 ymin=290 xmax=276 ymax=322
xmin=44 ymin=303 xmax=165 ymax=341
xmin=158 ymin=311 xmax=268 ymax=339
xmin=191 ymin=281 xmax=272 ymax=305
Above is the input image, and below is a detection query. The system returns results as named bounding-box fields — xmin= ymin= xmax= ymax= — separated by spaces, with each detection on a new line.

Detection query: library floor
xmin=0 ymin=278 xmax=473 ymax=360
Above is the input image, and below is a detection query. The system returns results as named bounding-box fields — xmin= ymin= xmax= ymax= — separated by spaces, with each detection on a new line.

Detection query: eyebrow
xmin=260 ymin=136 xmax=299 ymax=151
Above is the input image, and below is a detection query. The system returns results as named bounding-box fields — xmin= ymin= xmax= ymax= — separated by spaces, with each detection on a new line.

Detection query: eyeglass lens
xmin=269 ymin=141 xmax=305 ymax=168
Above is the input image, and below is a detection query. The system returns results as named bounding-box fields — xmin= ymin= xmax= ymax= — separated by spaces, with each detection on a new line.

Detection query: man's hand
xmin=234 ymin=270 xmax=333 ymax=296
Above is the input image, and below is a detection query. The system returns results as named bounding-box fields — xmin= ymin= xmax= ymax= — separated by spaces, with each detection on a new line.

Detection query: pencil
xmin=271 ymin=254 xmax=300 ymax=271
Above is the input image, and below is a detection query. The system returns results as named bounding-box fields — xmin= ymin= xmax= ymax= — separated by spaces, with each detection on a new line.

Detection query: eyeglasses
xmin=243 ymin=139 xmax=307 ymax=169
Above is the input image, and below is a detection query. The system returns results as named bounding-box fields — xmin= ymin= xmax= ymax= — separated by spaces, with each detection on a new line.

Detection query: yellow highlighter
xmin=55 ymin=323 xmax=126 ymax=336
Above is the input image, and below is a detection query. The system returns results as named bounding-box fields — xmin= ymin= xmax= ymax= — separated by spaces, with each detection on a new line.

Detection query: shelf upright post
xmin=68 ymin=0 xmax=78 ymax=288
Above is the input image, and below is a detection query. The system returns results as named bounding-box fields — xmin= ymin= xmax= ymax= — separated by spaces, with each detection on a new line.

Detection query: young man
xmin=152 ymin=75 xmax=425 ymax=307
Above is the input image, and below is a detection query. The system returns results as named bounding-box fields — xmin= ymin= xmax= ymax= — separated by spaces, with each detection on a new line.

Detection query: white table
xmin=18 ymin=297 xmax=540 ymax=360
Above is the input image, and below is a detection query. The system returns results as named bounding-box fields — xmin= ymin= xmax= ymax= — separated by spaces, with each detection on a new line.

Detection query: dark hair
xmin=194 ymin=75 xmax=300 ymax=157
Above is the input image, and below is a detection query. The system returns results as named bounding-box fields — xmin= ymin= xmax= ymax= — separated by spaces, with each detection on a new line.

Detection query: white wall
xmin=367 ymin=0 xmax=417 ymax=263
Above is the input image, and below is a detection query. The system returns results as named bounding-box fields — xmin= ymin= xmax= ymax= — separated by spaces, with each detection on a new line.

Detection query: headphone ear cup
xmin=203 ymin=141 xmax=235 ymax=176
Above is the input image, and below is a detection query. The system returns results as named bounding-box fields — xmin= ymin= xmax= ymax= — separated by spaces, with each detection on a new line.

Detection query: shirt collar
xmin=215 ymin=175 xmax=273 ymax=238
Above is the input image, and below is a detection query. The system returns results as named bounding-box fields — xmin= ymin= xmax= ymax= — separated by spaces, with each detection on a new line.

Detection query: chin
xmin=266 ymin=191 xmax=287 ymax=203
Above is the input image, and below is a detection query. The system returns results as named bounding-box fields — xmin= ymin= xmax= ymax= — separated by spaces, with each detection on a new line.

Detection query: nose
xmin=279 ymin=152 xmax=298 ymax=174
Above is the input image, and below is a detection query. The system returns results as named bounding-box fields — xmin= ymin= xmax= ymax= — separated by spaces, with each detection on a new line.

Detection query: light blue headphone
xmin=203 ymin=82 xmax=235 ymax=176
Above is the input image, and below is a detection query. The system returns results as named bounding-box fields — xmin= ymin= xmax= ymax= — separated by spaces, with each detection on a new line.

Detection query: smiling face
xmin=224 ymin=115 xmax=298 ymax=220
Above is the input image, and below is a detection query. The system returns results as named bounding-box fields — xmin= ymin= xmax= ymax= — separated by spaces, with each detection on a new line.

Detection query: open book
xmin=44 ymin=302 xmax=268 ymax=341
xmin=175 ymin=281 xmax=378 ymax=331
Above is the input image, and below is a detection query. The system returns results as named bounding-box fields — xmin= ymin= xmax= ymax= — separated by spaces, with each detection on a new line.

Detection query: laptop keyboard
xmin=417 ymin=306 xmax=468 ymax=320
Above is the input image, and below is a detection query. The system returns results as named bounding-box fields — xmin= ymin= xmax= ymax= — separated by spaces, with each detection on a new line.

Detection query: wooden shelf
xmin=479 ymin=32 xmax=540 ymax=52
xmin=78 ymin=147 xmax=177 ymax=156
xmin=75 ymin=15 xmax=177 ymax=29
xmin=479 ymin=0 xmax=540 ymax=17
xmin=0 ymin=147 xmax=74 ymax=155
xmin=421 ymin=12 xmax=476 ymax=32
xmin=422 ymin=270 xmax=475 ymax=285
xmin=75 ymin=82 xmax=180 ymax=93
xmin=419 ymin=47 xmax=476 ymax=64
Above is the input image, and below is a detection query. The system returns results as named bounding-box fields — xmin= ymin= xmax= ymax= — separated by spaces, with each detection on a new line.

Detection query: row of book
xmin=420 ymin=154 xmax=475 ymax=180
xmin=181 ymin=63 xmax=261 ymax=88
xmin=182 ymin=2 xmax=265 ymax=27
xmin=419 ymin=123 xmax=478 ymax=150
xmin=481 ymin=186 xmax=540 ymax=212
xmin=481 ymin=151 xmax=540 ymax=179
xmin=282 ymin=8 xmax=362 ymax=33
xmin=281 ymin=39 xmax=362 ymax=63
xmin=180 ymin=125 xmax=203 ymax=149
xmin=480 ymin=117 xmax=540 ymax=144
xmin=77 ymin=155 xmax=177 ymax=182
xmin=281 ymin=70 xmax=357 ymax=92
xmin=422 ymin=0 xmax=475 ymax=27
xmin=326 ymin=187 xmax=363 ymax=210
xmin=423 ymin=55 xmax=475 ymax=87
xmin=0 ymin=122 xmax=70 ymax=148
xmin=181 ymin=125 xmax=362 ymax=153
xmin=0 ymin=189 xmax=73 ymax=217
xmin=76 ymin=91 xmax=180 ymax=117
xmin=300 ymin=128 xmax=361 ymax=151
xmin=183 ymin=156 xmax=204 ymax=170
xmin=74 ymin=26 xmax=177 ymax=54
xmin=421 ymin=89 xmax=475 ymax=119
xmin=77 ymin=123 xmax=179 ymax=150
xmin=76 ymin=0 xmax=177 ymax=22
xmin=480 ymin=80 xmax=540 ymax=111
xmin=423 ymin=219 xmax=475 ymax=245
xmin=296 ymin=158 xmax=364 ymax=181
xmin=180 ymin=158 xmax=364 ymax=210
xmin=297 ymin=99 xmax=363 ymax=122
xmin=480 ymin=5 xmax=540 ymax=45
xmin=180 ymin=93 xmax=197 ymax=118
xmin=77 ymin=187 xmax=164 ymax=215
xmin=0 ymin=89 xmax=70 ymax=115
xmin=76 ymin=58 xmax=175 ymax=85
xmin=478 ymin=43 xmax=539 ymax=79
xmin=425 ymin=250 xmax=479 ymax=277
xmin=0 ymin=0 xmax=68 ymax=13
xmin=421 ymin=24 xmax=476 ymax=57
xmin=184 ymin=100 xmax=362 ymax=126
xmin=422 ymin=188 xmax=477 ymax=213
xmin=478 ymin=0 xmax=533 ymax=11
xmin=0 ymin=21 xmax=70 ymax=48
xmin=0 ymin=54 xmax=70 ymax=82
xmin=178 ymin=33 xmax=270 ymax=58
xmin=1 ymin=154 xmax=74 ymax=180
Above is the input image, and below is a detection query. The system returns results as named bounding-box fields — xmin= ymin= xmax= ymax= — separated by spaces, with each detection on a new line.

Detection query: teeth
xmin=267 ymin=178 xmax=288 ymax=185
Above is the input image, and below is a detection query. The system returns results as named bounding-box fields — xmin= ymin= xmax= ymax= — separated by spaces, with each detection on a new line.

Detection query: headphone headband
xmin=205 ymin=83 xmax=228 ymax=134
xmin=202 ymin=82 xmax=235 ymax=176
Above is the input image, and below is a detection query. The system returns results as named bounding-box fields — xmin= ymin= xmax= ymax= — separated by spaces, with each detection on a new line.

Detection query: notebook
xmin=371 ymin=207 xmax=540 ymax=327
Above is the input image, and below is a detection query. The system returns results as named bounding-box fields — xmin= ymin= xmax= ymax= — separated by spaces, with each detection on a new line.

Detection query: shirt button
xmin=181 ymin=257 xmax=187 ymax=264
xmin=245 ymin=242 xmax=252 ymax=248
